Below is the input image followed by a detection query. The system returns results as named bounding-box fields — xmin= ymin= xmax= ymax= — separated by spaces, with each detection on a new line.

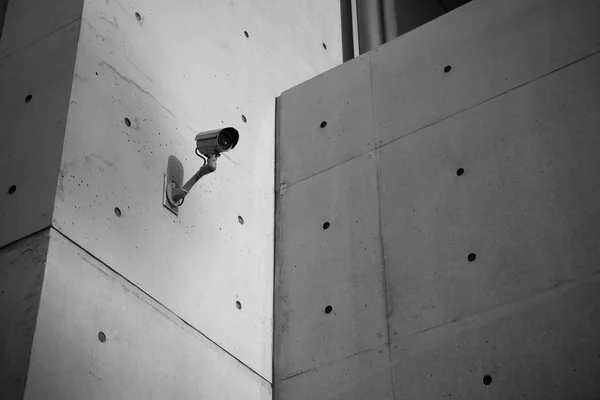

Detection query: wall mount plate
xmin=163 ymin=174 xmax=179 ymax=215
xmin=163 ymin=155 xmax=185 ymax=215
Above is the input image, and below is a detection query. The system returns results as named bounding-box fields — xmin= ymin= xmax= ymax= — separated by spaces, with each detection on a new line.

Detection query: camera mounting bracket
xmin=163 ymin=153 xmax=219 ymax=214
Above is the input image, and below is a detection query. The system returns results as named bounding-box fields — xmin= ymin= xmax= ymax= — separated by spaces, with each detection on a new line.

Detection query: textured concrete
xmin=0 ymin=15 xmax=80 ymax=247
xmin=274 ymin=0 xmax=600 ymax=398
xmin=391 ymin=274 xmax=600 ymax=399
xmin=22 ymin=229 xmax=270 ymax=400
xmin=278 ymin=52 xmax=374 ymax=188
xmin=0 ymin=230 xmax=49 ymax=399
xmin=0 ymin=0 xmax=83 ymax=59
xmin=48 ymin=0 xmax=341 ymax=380
xmin=380 ymin=52 xmax=600 ymax=340
xmin=279 ymin=343 xmax=393 ymax=400
xmin=276 ymin=151 xmax=387 ymax=378
xmin=371 ymin=0 xmax=600 ymax=147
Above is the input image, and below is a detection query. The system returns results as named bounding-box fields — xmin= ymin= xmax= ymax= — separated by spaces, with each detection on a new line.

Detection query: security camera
xmin=163 ymin=127 xmax=240 ymax=213
xmin=195 ymin=127 xmax=239 ymax=157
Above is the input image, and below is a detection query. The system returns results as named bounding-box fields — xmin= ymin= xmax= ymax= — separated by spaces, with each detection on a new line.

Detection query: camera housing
xmin=195 ymin=127 xmax=239 ymax=157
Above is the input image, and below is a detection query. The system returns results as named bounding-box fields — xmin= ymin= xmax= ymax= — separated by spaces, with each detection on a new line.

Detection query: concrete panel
xmin=278 ymin=343 xmax=393 ymax=400
xmin=379 ymin=52 xmax=600 ymax=339
xmin=275 ymin=151 xmax=387 ymax=378
xmin=0 ymin=0 xmax=83 ymax=59
xmin=278 ymin=53 xmax=375 ymax=188
xmin=391 ymin=274 xmax=600 ymax=399
xmin=0 ymin=21 xmax=80 ymax=247
xmin=23 ymin=228 xmax=270 ymax=400
xmin=52 ymin=0 xmax=341 ymax=380
xmin=372 ymin=0 xmax=600 ymax=147
xmin=0 ymin=230 xmax=49 ymax=400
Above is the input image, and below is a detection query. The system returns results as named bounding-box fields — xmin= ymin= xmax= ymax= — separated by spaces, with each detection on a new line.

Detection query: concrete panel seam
xmin=376 ymin=47 xmax=600 ymax=150
xmin=0 ymin=226 xmax=52 ymax=252
xmin=273 ymin=96 xmax=282 ymax=396
xmin=49 ymin=226 xmax=272 ymax=386
xmin=279 ymin=344 xmax=378 ymax=382
xmin=276 ymin=47 xmax=600 ymax=193
xmin=370 ymin=52 xmax=396 ymax=399
xmin=0 ymin=17 xmax=81 ymax=61
xmin=395 ymin=267 xmax=600 ymax=342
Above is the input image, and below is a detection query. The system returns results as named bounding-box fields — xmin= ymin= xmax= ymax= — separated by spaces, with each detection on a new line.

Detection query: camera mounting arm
xmin=163 ymin=126 xmax=238 ymax=215
xmin=166 ymin=153 xmax=219 ymax=207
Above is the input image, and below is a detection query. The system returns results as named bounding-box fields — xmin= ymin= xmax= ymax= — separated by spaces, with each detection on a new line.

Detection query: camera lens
xmin=218 ymin=131 xmax=233 ymax=151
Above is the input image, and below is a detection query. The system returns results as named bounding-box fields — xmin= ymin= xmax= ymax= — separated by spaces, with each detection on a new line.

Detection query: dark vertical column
xmin=340 ymin=0 xmax=354 ymax=62
xmin=381 ymin=0 xmax=399 ymax=43
xmin=356 ymin=0 xmax=383 ymax=54
xmin=0 ymin=0 xmax=8 ymax=41
xmin=394 ymin=0 xmax=445 ymax=37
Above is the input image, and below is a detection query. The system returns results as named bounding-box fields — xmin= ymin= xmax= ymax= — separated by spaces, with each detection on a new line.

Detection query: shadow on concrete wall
xmin=0 ymin=0 xmax=9 ymax=41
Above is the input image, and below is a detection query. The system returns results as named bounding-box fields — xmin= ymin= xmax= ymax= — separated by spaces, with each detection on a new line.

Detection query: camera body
xmin=195 ymin=127 xmax=239 ymax=157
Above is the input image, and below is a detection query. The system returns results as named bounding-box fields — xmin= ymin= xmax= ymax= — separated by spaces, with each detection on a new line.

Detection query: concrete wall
xmin=0 ymin=0 xmax=83 ymax=247
xmin=52 ymin=0 xmax=341 ymax=382
xmin=0 ymin=231 xmax=49 ymax=399
xmin=274 ymin=0 xmax=600 ymax=398
xmin=1 ymin=0 xmax=341 ymax=397
xmin=22 ymin=228 xmax=272 ymax=399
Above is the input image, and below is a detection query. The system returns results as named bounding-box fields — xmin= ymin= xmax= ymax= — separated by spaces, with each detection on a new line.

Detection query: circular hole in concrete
xmin=25 ymin=94 xmax=32 ymax=103
xmin=236 ymin=301 xmax=242 ymax=310
xmin=482 ymin=375 xmax=492 ymax=385
xmin=322 ymin=43 xmax=327 ymax=50
xmin=244 ymin=31 xmax=249 ymax=38
xmin=444 ymin=65 xmax=452 ymax=73
xmin=241 ymin=115 xmax=247 ymax=123
xmin=8 ymin=185 xmax=16 ymax=195
xmin=114 ymin=207 xmax=122 ymax=217
xmin=325 ymin=305 xmax=333 ymax=314
xmin=124 ymin=118 xmax=131 ymax=127
xmin=98 ymin=331 xmax=106 ymax=343
xmin=238 ymin=215 xmax=244 ymax=225
xmin=323 ymin=222 xmax=330 ymax=230
xmin=320 ymin=121 xmax=327 ymax=128
xmin=456 ymin=168 xmax=465 ymax=176
xmin=467 ymin=253 xmax=477 ymax=262
xmin=135 ymin=12 xmax=142 ymax=21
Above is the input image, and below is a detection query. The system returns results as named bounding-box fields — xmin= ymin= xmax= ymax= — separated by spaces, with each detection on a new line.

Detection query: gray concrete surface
xmin=276 ymin=151 xmax=387 ymax=378
xmin=391 ymin=274 xmax=600 ymax=398
xmin=0 ymin=230 xmax=49 ymax=399
xmin=371 ymin=0 xmax=600 ymax=147
xmin=279 ymin=343 xmax=393 ymax=400
xmin=22 ymin=229 xmax=271 ymax=400
xmin=50 ymin=0 xmax=341 ymax=379
xmin=274 ymin=0 xmax=600 ymax=398
xmin=1 ymin=0 xmax=341 ymax=396
xmin=380 ymin=52 xmax=600 ymax=340
xmin=0 ymin=12 xmax=80 ymax=247
xmin=279 ymin=52 xmax=374 ymax=188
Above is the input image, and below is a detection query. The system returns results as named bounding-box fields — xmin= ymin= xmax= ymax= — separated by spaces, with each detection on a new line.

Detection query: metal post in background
xmin=340 ymin=0 xmax=354 ymax=62
xmin=356 ymin=0 xmax=383 ymax=55
xmin=381 ymin=0 xmax=399 ymax=43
